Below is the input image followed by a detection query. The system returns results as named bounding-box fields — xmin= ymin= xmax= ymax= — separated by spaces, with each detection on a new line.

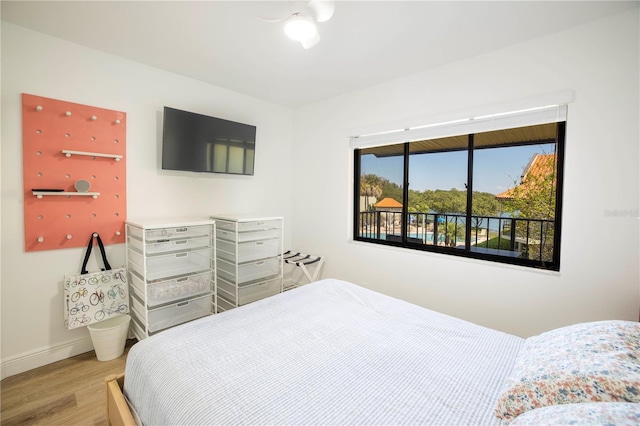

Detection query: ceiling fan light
xmin=301 ymin=33 xmax=321 ymax=49
xmin=308 ymin=0 xmax=335 ymax=23
xmin=284 ymin=16 xmax=317 ymax=42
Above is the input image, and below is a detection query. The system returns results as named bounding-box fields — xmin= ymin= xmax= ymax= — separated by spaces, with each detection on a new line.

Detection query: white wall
xmin=1 ymin=22 xmax=293 ymax=378
xmin=291 ymin=9 xmax=640 ymax=338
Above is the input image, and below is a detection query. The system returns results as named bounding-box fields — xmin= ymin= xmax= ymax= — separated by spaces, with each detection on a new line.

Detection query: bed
xmin=106 ymin=278 xmax=640 ymax=425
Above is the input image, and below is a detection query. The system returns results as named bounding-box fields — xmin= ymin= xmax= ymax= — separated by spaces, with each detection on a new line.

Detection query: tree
xmin=471 ymin=191 xmax=501 ymax=231
xmin=443 ymin=220 xmax=466 ymax=247
xmin=503 ymin=171 xmax=556 ymax=220
xmin=501 ymin=154 xmax=557 ymax=262
xmin=429 ymin=188 xmax=465 ymax=214
xmin=380 ymin=180 xmax=403 ymax=204
xmin=360 ymin=174 xmax=383 ymax=211
xmin=408 ymin=189 xmax=429 ymax=213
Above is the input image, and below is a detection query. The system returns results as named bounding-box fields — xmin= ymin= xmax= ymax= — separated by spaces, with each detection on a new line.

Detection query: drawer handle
xmin=255 ymin=241 xmax=264 ymax=246
xmin=255 ymin=261 xmax=264 ymax=266
xmin=176 ymin=253 xmax=188 ymax=258
xmin=177 ymin=301 xmax=190 ymax=307
xmin=175 ymin=227 xmax=188 ymax=233
xmin=256 ymin=222 xmax=265 ymax=226
xmin=176 ymin=277 xmax=189 ymax=283
xmin=175 ymin=240 xmax=188 ymax=245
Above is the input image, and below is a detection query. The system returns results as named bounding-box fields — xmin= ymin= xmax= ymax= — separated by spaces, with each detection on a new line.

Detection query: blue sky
xmin=361 ymin=143 xmax=555 ymax=195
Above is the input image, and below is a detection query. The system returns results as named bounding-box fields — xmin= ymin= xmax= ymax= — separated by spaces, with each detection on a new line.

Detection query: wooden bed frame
xmin=105 ymin=373 xmax=137 ymax=426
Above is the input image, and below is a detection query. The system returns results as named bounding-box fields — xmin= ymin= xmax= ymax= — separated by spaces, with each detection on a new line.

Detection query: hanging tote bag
xmin=64 ymin=233 xmax=129 ymax=329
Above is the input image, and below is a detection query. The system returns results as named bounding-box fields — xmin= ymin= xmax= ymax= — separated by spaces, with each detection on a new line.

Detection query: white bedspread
xmin=124 ymin=278 xmax=523 ymax=425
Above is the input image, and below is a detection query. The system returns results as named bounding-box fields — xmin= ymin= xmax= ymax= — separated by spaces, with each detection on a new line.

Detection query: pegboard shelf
xmin=33 ymin=191 xmax=100 ymax=199
xmin=23 ymin=93 xmax=126 ymax=252
xmin=61 ymin=150 xmax=123 ymax=161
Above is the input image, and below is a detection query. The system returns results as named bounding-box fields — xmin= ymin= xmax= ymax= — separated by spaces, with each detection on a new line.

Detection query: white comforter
xmin=124 ymin=278 xmax=523 ymax=425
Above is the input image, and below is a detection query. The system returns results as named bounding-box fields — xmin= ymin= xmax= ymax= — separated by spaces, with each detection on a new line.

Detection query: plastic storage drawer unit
xmin=211 ymin=215 xmax=283 ymax=312
xmin=129 ymin=271 xmax=211 ymax=307
xmin=217 ymin=228 xmax=281 ymax=243
xmin=128 ymin=248 xmax=212 ymax=282
xmin=218 ymin=277 xmax=281 ymax=306
xmin=216 ymin=238 xmax=281 ymax=263
xmin=147 ymin=294 xmax=211 ymax=333
xmin=217 ymin=257 xmax=280 ymax=284
xmin=216 ymin=219 xmax=281 ymax=233
xmin=127 ymin=235 xmax=211 ymax=255
xmin=125 ymin=219 xmax=215 ymax=339
xmin=144 ymin=225 xmax=210 ymax=241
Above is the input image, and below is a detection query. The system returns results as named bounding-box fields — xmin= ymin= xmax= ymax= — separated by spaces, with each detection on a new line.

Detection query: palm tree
xmin=360 ymin=174 xmax=382 ymax=211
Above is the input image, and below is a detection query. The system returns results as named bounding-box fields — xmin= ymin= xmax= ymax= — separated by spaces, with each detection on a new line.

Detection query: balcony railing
xmin=357 ymin=211 xmax=555 ymax=262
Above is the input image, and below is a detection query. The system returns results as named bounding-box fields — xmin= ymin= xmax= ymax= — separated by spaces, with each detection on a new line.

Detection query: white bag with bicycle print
xmin=64 ymin=233 xmax=129 ymax=330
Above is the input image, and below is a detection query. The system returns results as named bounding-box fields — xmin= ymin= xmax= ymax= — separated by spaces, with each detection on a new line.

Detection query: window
xmin=353 ymin=108 xmax=566 ymax=271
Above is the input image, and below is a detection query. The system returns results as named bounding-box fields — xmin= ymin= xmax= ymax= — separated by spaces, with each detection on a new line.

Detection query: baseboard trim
xmin=1 ymin=337 xmax=94 ymax=380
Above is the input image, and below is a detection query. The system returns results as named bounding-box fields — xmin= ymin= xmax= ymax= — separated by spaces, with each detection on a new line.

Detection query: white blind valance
xmin=349 ymin=91 xmax=572 ymax=150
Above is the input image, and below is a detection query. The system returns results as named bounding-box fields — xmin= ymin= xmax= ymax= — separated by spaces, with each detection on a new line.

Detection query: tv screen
xmin=162 ymin=107 xmax=256 ymax=175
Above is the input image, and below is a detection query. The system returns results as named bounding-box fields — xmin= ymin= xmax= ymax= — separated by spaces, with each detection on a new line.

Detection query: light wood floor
xmin=1 ymin=339 xmax=137 ymax=426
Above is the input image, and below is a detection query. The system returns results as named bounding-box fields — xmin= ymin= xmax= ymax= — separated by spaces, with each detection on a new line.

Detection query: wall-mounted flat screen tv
xmin=162 ymin=106 xmax=256 ymax=175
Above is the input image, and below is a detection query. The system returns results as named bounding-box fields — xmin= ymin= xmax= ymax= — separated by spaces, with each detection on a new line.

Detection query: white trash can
xmin=87 ymin=315 xmax=131 ymax=361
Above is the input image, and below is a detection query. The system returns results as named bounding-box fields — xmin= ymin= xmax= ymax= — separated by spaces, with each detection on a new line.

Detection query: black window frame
xmin=353 ymin=121 xmax=566 ymax=271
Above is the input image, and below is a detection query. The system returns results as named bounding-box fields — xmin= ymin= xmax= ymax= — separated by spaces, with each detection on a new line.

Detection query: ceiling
xmin=2 ymin=1 xmax=637 ymax=108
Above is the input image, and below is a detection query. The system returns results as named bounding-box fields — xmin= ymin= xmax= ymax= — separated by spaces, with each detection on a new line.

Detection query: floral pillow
xmin=510 ymin=402 xmax=640 ymax=425
xmin=494 ymin=320 xmax=640 ymax=422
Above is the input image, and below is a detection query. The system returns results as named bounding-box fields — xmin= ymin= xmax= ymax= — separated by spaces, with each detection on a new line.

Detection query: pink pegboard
xmin=22 ymin=93 xmax=127 ymax=252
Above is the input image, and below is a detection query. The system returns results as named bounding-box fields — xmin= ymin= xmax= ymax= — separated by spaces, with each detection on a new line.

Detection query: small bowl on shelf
xmin=74 ymin=179 xmax=91 ymax=193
